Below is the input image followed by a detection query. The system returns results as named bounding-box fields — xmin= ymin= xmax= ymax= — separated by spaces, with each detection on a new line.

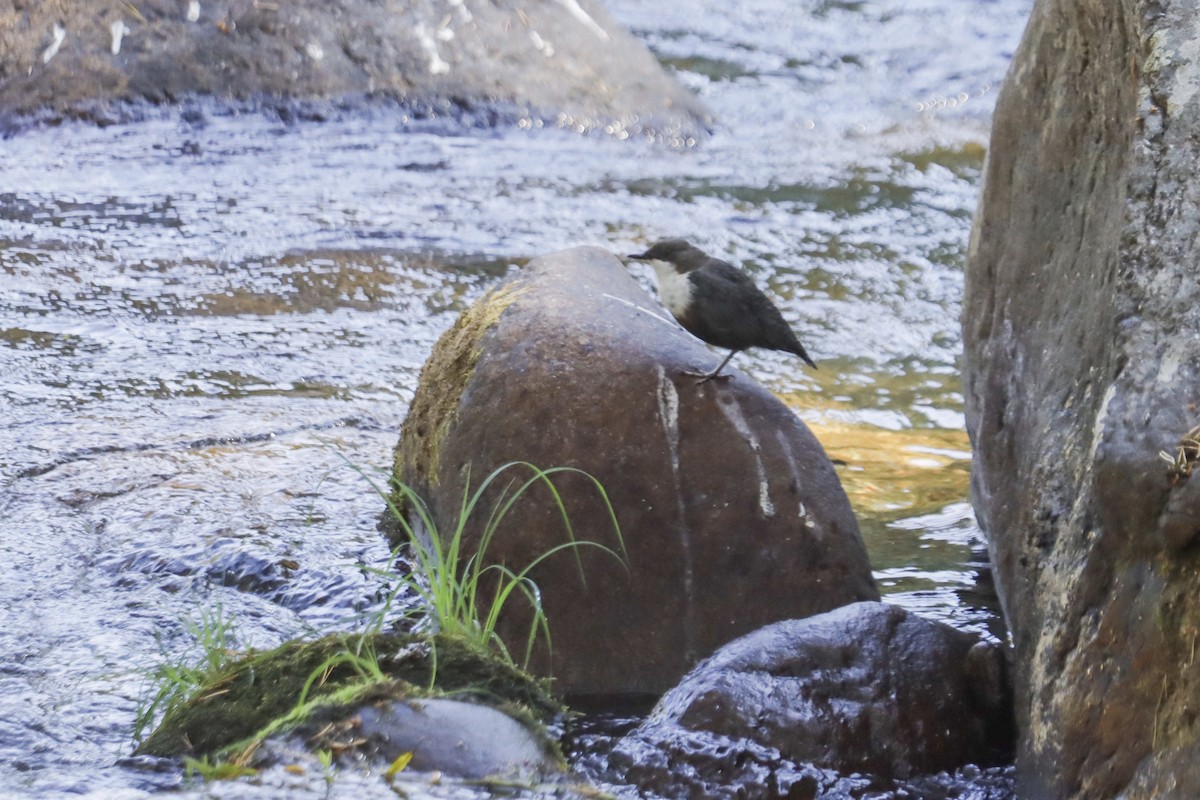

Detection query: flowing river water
xmin=1 ymin=0 xmax=1032 ymax=797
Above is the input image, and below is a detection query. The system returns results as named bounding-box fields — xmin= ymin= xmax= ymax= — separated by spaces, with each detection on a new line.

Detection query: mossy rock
xmin=384 ymin=246 xmax=878 ymax=697
xmin=136 ymin=631 xmax=562 ymax=759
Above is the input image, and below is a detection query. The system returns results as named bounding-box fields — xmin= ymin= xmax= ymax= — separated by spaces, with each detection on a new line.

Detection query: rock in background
xmin=390 ymin=246 xmax=879 ymax=698
xmin=964 ymin=1 xmax=1200 ymax=797
xmin=0 ymin=0 xmax=710 ymax=139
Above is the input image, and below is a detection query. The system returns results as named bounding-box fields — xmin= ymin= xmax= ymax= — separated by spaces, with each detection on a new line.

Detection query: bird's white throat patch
xmin=648 ymin=259 xmax=693 ymax=317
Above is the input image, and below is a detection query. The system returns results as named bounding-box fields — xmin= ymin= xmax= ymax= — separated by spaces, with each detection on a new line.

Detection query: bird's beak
xmin=627 ymin=251 xmax=650 ymax=260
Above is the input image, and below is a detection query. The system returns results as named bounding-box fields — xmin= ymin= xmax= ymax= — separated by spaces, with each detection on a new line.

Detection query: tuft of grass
xmin=183 ymin=754 xmax=258 ymax=782
xmin=367 ymin=460 xmax=625 ymax=669
xmin=133 ymin=602 xmax=241 ymax=745
xmin=134 ymin=457 xmax=622 ymax=775
xmin=289 ymin=457 xmax=625 ymax=725
xmin=296 ymin=634 xmax=386 ymax=707
xmin=316 ymin=748 xmax=337 ymax=791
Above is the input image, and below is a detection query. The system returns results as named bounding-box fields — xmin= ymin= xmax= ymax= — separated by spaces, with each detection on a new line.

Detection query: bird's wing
xmin=686 ymin=262 xmax=782 ymax=348
xmin=689 ymin=262 xmax=812 ymax=362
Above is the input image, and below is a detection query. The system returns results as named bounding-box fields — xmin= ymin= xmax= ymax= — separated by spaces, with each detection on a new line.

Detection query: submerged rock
xmin=0 ymin=0 xmax=710 ymax=139
xmin=964 ymin=0 xmax=1200 ymax=797
xmin=633 ymin=602 xmax=1013 ymax=780
xmin=389 ymin=245 xmax=878 ymax=698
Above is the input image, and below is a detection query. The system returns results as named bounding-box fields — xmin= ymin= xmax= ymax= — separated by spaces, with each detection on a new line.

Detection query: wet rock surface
xmin=0 ymin=0 xmax=710 ymax=138
xmin=637 ymin=601 xmax=1013 ymax=780
xmin=964 ymin=0 xmax=1200 ymax=797
xmin=597 ymin=725 xmax=1015 ymax=800
xmin=295 ymin=697 xmax=561 ymax=780
xmin=390 ymin=245 xmax=879 ymax=697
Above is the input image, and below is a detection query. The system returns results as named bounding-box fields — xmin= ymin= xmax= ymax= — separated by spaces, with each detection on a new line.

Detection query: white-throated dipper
xmin=628 ymin=238 xmax=817 ymax=383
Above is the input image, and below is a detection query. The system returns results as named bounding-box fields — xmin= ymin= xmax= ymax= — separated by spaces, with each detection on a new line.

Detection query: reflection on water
xmin=0 ymin=0 xmax=1030 ymax=795
xmin=812 ymin=412 xmax=1001 ymax=641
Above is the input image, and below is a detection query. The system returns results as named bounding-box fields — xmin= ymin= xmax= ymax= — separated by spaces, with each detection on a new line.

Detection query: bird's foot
xmin=682 ymin=367 xmax=732 ymax=385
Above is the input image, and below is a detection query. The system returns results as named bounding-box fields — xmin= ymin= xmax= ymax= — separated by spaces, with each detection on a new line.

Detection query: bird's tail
xmin=793 ymin=344 xmax=818 ymax=370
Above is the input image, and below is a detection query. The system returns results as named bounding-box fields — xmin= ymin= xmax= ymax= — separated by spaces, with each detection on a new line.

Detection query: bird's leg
xmin=684 ymin=350 xmax=739 ymax=384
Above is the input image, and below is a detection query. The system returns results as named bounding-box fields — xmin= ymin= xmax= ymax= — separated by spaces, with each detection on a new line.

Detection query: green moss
xmin=386 ymin=282 xmax=529 ymax=534
xmin=391 ymin=282 xmax=527 ymax=484
xmin=136 ymin=631 xmax=562 ymax=760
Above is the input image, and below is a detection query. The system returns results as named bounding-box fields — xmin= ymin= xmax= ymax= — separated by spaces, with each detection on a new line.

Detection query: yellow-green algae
xmin=389 ymin=282 xmax=529 ymax=516
xmin=136 ymin=631 xmax=563 ymax=761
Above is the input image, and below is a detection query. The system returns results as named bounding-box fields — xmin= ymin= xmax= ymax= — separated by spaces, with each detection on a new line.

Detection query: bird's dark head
xmin=627 ymin=238 xmax=709 ymax=272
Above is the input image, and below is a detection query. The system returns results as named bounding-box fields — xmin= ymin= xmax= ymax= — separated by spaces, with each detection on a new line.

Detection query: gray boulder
xmin=0 ymin=0 xmax=710 ymax=138
xmin=635 ymin=601 xmax=1013 ymax=780
xmin=964 ymin=0 xmax=1200 ymax=797
xmin=389 ymin=245 xmax=879 ymax=697
xmin=304 ymin=698 xmax=560 ymax=780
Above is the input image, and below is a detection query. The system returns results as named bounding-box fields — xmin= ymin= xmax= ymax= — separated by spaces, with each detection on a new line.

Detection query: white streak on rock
xmin=718 ymin=392 xmax=775 ymax=519
xmin=1088 ymin=383 xmax=1117 ymax=463
xmin=600 ymin=293 xmax=677 ymax=330
xmin=657 ymin=365 xmax=681 ymax=475
xmin=42 ymin=24 xmax=65 ymax=64
xmin=186 ymin=1 xmax=201 ymax=22
xmin=110 ymin=20 xmax=128 ymax=55
xmin=774 ymin=428 xmax=816 ymax=532
xmin=529 ymin=30 xmax=553 ymax=57
xmin=415 ymin=23 xmax=450 ymax=75
xmin=305 ymin=41 xmax=324 ymax=60
xmin=657 ymin=364 xmax=697 ymax=661
xmin=555 ymin=0 xmax=609 ymax=41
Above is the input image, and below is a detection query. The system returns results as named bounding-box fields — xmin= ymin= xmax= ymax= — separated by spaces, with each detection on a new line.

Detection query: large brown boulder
xmin=0 ymin=0 xmax=710 ymax=139
xmin=964 ymin=1 xmax=1200 ymax=797
xmin=390 ymin=245 xmax=878 ymax=698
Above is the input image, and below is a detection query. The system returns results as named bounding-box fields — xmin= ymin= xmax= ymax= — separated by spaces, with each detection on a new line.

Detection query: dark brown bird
xmin=628 ymin=238 xmax=817 ymax=383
